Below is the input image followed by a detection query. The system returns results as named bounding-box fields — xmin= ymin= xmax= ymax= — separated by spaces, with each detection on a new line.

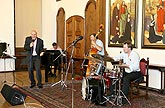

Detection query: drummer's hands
xmin=120 ymin=63 xmax=129 ymax=68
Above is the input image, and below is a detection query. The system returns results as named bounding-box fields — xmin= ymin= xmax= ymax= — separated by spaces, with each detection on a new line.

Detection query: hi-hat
xmin=91 ymin=54 xmax=103 ymax=60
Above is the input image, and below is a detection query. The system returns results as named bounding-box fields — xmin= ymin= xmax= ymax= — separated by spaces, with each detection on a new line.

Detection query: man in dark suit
xmin=24 ymin=30 xmax=44 ymax=88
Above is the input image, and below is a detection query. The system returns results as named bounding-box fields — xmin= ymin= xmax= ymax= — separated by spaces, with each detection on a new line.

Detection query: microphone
xmin=32 ymin=39 xmax=35 ymax=42
xmin=72 ymin=36 xmax=83 ymax=45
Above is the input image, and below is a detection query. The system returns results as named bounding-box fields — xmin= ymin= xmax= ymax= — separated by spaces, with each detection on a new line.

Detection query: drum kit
xmin=81 ymin=54 xmax=131 ymax=106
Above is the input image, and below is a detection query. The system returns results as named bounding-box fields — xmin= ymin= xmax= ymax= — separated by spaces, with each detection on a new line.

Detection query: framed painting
xmin=142 ymin=0 xmax=165 ymax=49
xmin=108 ymin=0 xmax=137 ymax=47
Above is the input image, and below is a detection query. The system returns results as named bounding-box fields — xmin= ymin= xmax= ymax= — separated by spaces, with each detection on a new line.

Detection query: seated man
xmin=51 ymin=42 xmax=63 ymax=76
xmin=109 ymin=40 xmax=143 ymax=104
xmin=44 ymin=42 xmax=63 ymax=82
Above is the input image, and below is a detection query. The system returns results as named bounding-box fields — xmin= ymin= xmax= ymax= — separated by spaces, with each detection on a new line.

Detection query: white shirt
xmin=96 ymin=39 xmax=104 ymax=56
xmin=114 ymin=50 xmax=140 ymax=73
xmin=32 ymin=39 xmax=37 ymax=56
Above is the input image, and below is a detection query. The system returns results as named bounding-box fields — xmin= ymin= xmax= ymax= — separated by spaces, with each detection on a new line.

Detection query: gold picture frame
xmin=142 ymin=0 xmax=165 ymax=49
xmin=108 ymin=0 xmax=137 ymax=47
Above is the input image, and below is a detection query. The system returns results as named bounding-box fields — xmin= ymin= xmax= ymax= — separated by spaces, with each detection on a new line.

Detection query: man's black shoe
xmin=30 ymin=85 xmax=36 ymax=88
xmin=38 ymin=85 xmax=43 ymax=89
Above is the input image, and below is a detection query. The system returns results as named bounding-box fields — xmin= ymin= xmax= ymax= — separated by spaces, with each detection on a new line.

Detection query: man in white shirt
xmin=110 ymin=40 xmax=142 ymax=104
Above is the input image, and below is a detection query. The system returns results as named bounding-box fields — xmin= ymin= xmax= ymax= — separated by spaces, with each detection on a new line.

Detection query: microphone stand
xmin=51 ymin=42 xmax=75 ymax=89
xmin=69 ymin=44 xmax=76 ymax=108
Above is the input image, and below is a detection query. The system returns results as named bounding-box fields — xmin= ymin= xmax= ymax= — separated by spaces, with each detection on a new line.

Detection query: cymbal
xmin=91 ymin=54 xmax=103 ymax=60
xmin=103 ymin=56 xmax=114 ymax=62
xmin=84 ymin=56 xmax=101 ymax=63
xmin=114 ymin=64 xmax=128 ymax=68
xmin=91 ymin=54 xmax=114 ymax=62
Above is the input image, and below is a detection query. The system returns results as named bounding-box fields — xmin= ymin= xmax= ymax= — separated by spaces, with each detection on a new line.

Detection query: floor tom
xmin=81 ymin=77 xmax=105 ymax=101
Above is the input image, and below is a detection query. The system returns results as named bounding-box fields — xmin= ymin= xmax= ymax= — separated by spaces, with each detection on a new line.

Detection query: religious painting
xmin=142 ymin=0 xmax=165 ymax=48
xmin=108 ymin=0 xmax=137 ymax=47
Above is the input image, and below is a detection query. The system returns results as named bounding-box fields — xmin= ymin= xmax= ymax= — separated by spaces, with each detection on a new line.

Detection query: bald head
xmin=31 ymin=30 xmax=37 ymax=40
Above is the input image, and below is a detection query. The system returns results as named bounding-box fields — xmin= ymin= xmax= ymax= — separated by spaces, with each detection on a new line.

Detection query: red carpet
xmin=15 ymin=80 xmax=165 ymax=108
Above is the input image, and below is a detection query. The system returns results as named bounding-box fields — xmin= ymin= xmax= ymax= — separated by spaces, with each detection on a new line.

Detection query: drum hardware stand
xmin=87 ymin=89 xmax=95 ymax=108
xmin=112 ymin=68 xmax=131 ymax=106
xmin=101 ymin=78 xmax=116 ymax=106
xmin=94 ymin=56 xmax=116 ymax=106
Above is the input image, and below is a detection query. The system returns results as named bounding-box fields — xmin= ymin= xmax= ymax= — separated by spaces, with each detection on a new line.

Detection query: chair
xmin=129 ymin=57 xmax=149 ymax=100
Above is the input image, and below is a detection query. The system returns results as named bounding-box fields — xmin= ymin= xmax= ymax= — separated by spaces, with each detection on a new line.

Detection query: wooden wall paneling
xmin=66 ymin=18 xmax=73 ymax=57
xmin=74 ymin=16 xmax=85 ymax=58
xmin=15 ymin=47 xmax=27 ymax=70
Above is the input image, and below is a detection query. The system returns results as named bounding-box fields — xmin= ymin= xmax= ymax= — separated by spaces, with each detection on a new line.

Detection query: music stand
xmin=1 ymin=52 xmax=16 ymax=84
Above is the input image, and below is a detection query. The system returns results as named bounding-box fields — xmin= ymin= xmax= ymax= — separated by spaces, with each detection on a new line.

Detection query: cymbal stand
xmin=99 ymin=57 xmax=116 ymax=106
xmin=112 ymin=67 xmax=131 ymax=106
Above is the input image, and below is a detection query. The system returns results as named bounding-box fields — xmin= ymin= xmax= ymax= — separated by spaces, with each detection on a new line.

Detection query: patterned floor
xmin=15 ymin=80 xmax=165 ymax=108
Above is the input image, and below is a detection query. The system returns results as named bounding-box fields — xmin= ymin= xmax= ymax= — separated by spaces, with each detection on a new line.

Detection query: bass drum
xmin=81 ymin=77 xmax=105 ymax=101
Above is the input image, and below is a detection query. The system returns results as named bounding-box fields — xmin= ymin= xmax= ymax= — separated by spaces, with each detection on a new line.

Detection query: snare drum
xmin=103 ymin=72 xmax=111 ymax=88
xmin=81 ymin=77 xmax=105 ymax=100
xmin=105 ymin=69 xmax=118 ymax=79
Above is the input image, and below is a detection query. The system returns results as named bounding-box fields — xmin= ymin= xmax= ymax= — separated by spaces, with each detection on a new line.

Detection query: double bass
xmin=85 ymin=24 xmax=104 ymax=77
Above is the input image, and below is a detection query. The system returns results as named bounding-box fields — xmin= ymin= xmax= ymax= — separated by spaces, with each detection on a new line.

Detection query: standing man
xmin=24 ymin=30 xmax=44 ymax=88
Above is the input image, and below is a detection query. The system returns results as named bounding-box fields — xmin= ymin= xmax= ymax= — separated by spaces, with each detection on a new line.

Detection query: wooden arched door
xmin=56 ymin=8 xmax=65 ymax=49
xmin=66 ymin=15 xmax=85 ymax=59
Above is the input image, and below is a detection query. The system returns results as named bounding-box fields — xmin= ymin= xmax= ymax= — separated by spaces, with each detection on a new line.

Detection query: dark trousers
xmin=97 ymin=80 xmax=105 ymax=103
xmin=28 ymin=56 xmax=42 ymax=86
xmin=109 ymin=71 xmax=142 ymax=97
xmin=44 ymin=63 xmax=61 ymax=82
xmin=54 ymin=63 xmax=61 ymax=74
xmin=122 ymin=71 xmax=142 ymax=97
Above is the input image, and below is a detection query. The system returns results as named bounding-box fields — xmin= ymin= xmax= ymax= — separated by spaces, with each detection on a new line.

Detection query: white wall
xmin=42 ymin=0 xmax=165 ymax=65
xmin=0 ymin=0 xmax=15 ymax=71
xmin=0 ymin=0 xmax=14 ymax=54
xmin=42 ymin=0 xmax=89 ymax=49
xmin=0 ymin=0 xmax=164 ymax=70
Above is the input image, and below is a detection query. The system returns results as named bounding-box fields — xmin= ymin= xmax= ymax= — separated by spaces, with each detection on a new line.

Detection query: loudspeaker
xmin=0 ymin=43 xmax=6 ymax=56
xmin=1 ymin=84 xmax=26 ymax=106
